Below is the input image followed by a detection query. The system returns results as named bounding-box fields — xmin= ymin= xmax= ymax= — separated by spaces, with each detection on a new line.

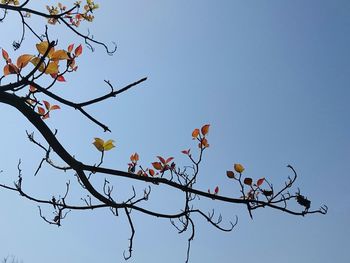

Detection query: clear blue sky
xmin=0 ymin=1 xmax=349 ymax=262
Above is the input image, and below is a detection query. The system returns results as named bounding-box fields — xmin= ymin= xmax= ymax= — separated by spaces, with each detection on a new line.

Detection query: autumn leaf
xmin=152 ymin=162 xmax=162 ymax=171
xmin=16 ymin=54 xmax=34 ymax=69
xmin=149 ymin=169 xmax=155 ymax=177
xmin=181 ymin=149 xmax=190 ymax=155
xmin=165 ymin=157 xmax=174 ymax=164
xmin=93 ymin=138 xmax=115 ymax=152
xmin=50 ymin=50 xmax=69 ymax=61
xmin=198 ymin=137 xmax=209 ymax=148
xmin=234 ymin=163 xmax=244 ymax=173
xmin=201 ymin=124 xmax=210 ymax=136
xmin=30 ymin=57 xmax=45 ymax=72
xmin=36 ymin=41 xmax=54 ymax=57
xmin=2 ymin=48 xmax=9 ymax=61
xmin=50 ymin=105 xmax=60 ymax=110
xmin=3 ymin=63 xmax=18 ymax=76
xmin=67 ymin=43 xmax=74 ymax=53
xmin=257 ymin=178 xmax=265 ymax=187
xmin=226 ymin=170 xmax=235 ymax=179
xmin=56 ymin=75 xmax=66 ymax=82
xmin=44 ymin=61 xmax=59 ymax=74
xmin=43 ymin=100 xmax=50 ymax=110
xmin=192 ymin=128 xmax=199 ymax=138
xmin=157 ymin=156 xmax=166 ymax=164
xmin=214 ymin=186 xmax=219 ymax=195
xmin=37 ymin=106 xmax=45 ymax=116
xmin=243 ymin=177 xmax=252 ymax=186
xmin=130 ymin=153 xmax=139 ymax=163
xmin=29 ymin=85 xmax=37 ymax=92
xmin=74 ymin=44 xmax=82 ymax=57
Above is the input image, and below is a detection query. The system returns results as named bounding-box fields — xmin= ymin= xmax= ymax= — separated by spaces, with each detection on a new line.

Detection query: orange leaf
xmin=50 ymin=105 xmax=60 ymax=110
xmin=192 ymin=128 xmax=199 ymax=138
xmin=56 ymin=75 xmax=66 ymax=82
xmin=3 ymin=63 xmax=18 ymax=76
xmin=152 ymin=162 xmax=162 ymax=171
xmin=16 ymin=54 xmax=34 ymax=69
xmin=2 ymin=49 xmax=9 ymax=61
xmin=149 ymin=169 xmax=155 ymax=177
xmin=74 ymin=44 xmax=82 ymax=57
xmin=257 ymin=178 xmax=265 ymax=187
xmin=201 ymin=124 xmax=210 ymax=136
xmin=50 ymin=50 xmax=69 ymax=61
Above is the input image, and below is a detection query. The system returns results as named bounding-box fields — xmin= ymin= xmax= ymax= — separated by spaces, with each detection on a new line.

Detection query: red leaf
xmin=257 ymin=177 xmax=265 ymax=187
xmin=214 ymin=186 xmax=219 ymax=195
xmin=67 ymin=43 xmax=74 ymax=53
xmin=37 ymin=106 xmax=45 ymax=116
xmin=2 ymin=49 xmax=9 ymax=61
xmin=165 ymin=157 xmax=174 ymax=164
xmin=29 ymin=85 xmax=37 ymax=92
xmin=157 ymin=156 xmax=166 ymax=164
xmin=56 ymin=75 xmax=66 ymax=82
xmin=181 ymin=149 xmax=190 ymax=155
xmin=43 ymin=100 xmax=50 ymax=110
xmin=74 ymin=44 xmax=82 ymax=57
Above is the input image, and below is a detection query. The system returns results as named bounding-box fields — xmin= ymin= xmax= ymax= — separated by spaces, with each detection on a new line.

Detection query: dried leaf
xmin=243 ymin=177 xmax=252 ymax=186
xmin=50 ymin=105 xmax=60 ymax=110
xmin=165 ymin=157 xmax=174 ymax=164
xmin=181 ymin=149 xmax=190 ymax=155
xmin=226 ymin=170 xmax=235 ymax=179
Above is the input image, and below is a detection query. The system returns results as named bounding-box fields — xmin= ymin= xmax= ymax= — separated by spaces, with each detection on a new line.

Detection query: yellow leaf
xmin=93 ymin=138 xmax=104 ymax=152
xmin=103 ymin=139 xmax=115 ymax=151
xmin=30 ymin=57 xmax=45 ymax=72
xmin=234 ymin=163 xmax=245 ymax=174
xmin=36 ymin=41 xmax=54 ymax=57
xmin=50 ymin=50 xmax=69 ymax=61
xmin=17 ymin=54 xmax=34 ymax=69
xmin=44 ymin=61 xmax=59 ymax=74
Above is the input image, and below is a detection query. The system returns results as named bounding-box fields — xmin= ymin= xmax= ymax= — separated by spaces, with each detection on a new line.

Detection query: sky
xmin=0 ymin=0 xmax=349 ymax=262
